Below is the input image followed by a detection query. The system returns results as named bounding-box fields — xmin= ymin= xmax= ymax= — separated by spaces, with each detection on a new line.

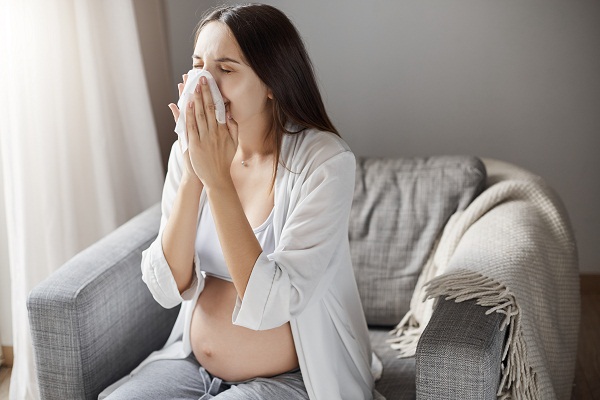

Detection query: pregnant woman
xmin=100 ymin=3 xmax=380 ymax=399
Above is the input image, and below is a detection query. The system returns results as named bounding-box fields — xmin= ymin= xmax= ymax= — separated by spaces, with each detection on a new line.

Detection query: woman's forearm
xmin=205 ymin=177 xmax=263 ymax=300
xmin=161 ymin=174 xmax=203 ymax=293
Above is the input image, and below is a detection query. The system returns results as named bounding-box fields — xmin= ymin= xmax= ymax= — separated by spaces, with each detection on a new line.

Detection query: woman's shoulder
xmin=281 ymin=123 xmax=354 ymax=171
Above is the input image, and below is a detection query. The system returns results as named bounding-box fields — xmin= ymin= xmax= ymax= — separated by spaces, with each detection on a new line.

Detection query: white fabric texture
xmin=100 ymin=127 xmax=384 ymax=400
xmin=387 ymin=158 xmax=580 ymax=400
xmin=0 ymin=1 xmax=164 ymax=398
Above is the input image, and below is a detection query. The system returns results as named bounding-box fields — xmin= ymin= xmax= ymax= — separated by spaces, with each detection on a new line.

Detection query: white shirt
xmin=99 ymin=124 xmax=383 ymax=400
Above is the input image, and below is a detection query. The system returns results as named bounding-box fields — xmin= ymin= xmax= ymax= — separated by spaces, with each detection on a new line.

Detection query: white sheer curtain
xmin=0 ymin=1 xmax=164 ymax=398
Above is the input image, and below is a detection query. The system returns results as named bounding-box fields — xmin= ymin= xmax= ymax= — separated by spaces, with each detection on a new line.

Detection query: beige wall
xmin=164 ymin=0 xmax=600 ymax=273
xmin=164 ymin=0 xmax=214 ymax=98
xmin=133 ymin=0 xmax=175 ymax=172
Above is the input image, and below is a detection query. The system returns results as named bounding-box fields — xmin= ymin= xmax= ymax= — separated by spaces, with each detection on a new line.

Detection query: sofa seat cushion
xmin=370 ymin=327 xmax=416 ymax=399
xmin=350 ymin=156 xmax=486 ymax=325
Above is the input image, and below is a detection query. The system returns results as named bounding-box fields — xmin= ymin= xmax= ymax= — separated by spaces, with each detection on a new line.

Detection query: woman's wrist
xmin=203 ymin=175 xmax=235 ymax=198
xmin=180 ymin=171 xmax=204 ymax=193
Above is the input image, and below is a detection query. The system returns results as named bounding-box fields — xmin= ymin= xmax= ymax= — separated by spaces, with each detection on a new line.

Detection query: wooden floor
xmin=572 ymin=277 xmax=600 ymax=400
xmin=1 ymin=278 xmax=599 ymax=399
xmin=0 ymin=366 xmax=9 ymax=399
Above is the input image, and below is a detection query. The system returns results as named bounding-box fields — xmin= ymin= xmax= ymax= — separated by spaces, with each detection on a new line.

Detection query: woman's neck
xmin=235 ymin=110 xmax=275 ymax=161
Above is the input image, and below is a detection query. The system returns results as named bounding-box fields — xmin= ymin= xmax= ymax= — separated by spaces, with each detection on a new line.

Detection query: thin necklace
xmin=240 ymin=148 xmax=275 ymax=167
xmin=240 ymin=154 xmax=261 ymax=167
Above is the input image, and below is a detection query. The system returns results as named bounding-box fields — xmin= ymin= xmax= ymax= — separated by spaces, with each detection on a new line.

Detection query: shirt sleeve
xmin=232 ymin=150 xmax=356 ymax=330
xmin=141 ymin=141 xmax=203 ymax=309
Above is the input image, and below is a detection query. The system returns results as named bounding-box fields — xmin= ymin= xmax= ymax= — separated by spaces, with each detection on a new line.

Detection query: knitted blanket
xmin=386 ymin=158 xmax=580 ymax=400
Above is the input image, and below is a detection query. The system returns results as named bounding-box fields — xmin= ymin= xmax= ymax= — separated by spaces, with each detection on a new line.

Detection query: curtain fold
xmin=0 ymin=1 xmax=165 ymax=398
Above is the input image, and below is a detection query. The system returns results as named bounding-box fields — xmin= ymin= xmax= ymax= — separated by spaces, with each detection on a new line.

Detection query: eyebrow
xmin=192 ymin=55 xmax=242 ymax=65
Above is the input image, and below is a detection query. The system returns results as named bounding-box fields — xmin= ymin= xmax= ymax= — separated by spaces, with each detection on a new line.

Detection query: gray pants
xmin=104 ymin=353 xmax=308 ymax=399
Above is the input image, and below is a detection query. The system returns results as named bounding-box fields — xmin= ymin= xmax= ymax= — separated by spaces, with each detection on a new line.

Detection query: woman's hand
xmin=167 ymin=73 xmax=188 ymax=122
xmin=168 ymin=73 xmax=200 ymax=183
xmin=185 ymin=75 xmax=239 ymax=190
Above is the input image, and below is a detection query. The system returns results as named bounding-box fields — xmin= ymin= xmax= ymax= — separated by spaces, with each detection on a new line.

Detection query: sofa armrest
xmin=27 ymin=203 xmax=180 ymax=400
xmin=415 ymin=297 xmax=507 ymax=400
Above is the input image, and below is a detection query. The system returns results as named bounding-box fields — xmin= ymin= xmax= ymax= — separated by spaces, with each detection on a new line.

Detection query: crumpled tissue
xmin=174 ymin=69 xmax=226 ymax=153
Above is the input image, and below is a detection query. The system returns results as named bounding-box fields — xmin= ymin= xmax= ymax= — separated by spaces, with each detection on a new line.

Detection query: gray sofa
xmin=28 ymin=155 xmax=509 ymax=400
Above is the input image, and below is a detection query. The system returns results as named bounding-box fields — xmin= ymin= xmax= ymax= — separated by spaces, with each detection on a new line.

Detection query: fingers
xmin=178 ymin=73 xmax=188 ymax=97
xmin=168 ymin=103 xmax=180 ymax=123
xmin=186 ymin=99 xmax=200 ymax=148
xmin=187 ymin=75 xmax=225 ymax=145
xmin=199 ymin=76 xmax=219 ymax=133
xmin=173 ymin=74 xmax=187 ymax=122
xmin=226 ymin=112 xmax=239 ymax=149
xmin=193 ymin=79 xmax=210 ymax=141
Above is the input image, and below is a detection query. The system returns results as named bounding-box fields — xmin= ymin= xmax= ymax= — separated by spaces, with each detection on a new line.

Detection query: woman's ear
xmin=267 ymin=89 xmax=273 ymax=100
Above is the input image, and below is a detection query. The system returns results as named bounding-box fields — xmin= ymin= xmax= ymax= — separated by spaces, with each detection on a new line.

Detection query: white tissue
xmin=174 ymin=69 xmax=226 ymax=153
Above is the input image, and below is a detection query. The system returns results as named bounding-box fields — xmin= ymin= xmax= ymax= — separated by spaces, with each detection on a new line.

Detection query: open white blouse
xmin=99 ymin=124 xmax=383 ymax=400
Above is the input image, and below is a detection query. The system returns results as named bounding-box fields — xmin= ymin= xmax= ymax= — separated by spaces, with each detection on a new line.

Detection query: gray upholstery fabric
xmin=369 ymin=297 xmax=507 ymax=400
xmin=415 ymin=297 xmax=507 ymax=400
xmin=27 ymin=156 xmax=510 ymax=400
xmin=370 ymin=328 xmax=417 ymax=400
xmin=350 ymin=156 xmax=486 ymax=325
xmin=27 ymin=204 xmax=178 ymax=400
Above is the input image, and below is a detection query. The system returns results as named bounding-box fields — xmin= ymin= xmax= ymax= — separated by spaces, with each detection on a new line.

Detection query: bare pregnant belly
xmin=190 ymin=275 xmax=300 ymax=382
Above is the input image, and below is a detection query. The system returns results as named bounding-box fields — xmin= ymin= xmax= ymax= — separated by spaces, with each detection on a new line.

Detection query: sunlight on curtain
xmin=0 ymin=1 xmax=164 ymax=398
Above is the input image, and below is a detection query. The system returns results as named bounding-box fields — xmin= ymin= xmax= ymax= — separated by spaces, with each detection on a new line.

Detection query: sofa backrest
xmin=349 ymin=156 xmax=487 ymax=326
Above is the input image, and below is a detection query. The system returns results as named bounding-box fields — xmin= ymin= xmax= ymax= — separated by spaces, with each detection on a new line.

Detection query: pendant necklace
xmin=241 ymin=155 xmax=260 ymax=167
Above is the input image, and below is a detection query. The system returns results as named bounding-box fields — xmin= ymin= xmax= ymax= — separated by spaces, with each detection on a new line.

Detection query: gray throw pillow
xmin=349 ymin=156 xmax=486 ymax=326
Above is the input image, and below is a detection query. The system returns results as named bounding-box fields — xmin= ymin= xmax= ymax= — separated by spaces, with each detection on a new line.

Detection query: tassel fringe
xmin=386 ymin=310 xmax=424 ymax=359
xmin=389 ymin=269 xmax=540 ymax=399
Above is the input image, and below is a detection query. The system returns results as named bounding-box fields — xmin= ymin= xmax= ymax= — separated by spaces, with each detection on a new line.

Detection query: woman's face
xmin=193 ymin=22 xmax=272 ymax=125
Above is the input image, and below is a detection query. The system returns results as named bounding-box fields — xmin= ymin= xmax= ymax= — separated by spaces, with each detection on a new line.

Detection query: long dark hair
xmin=194 ymin=3 xmax=339 ymax=189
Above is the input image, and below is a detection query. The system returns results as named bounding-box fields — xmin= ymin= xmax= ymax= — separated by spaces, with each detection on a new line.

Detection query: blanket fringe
xmin=423 ymin=269 xmax=540 ymax=400
xmin=385 ymin=214 xmax=454 ymax=359
xmin=385 ymin=310 xmax=424 ymax=358
xmin=386 ymin=295 xmax=430 ymax=359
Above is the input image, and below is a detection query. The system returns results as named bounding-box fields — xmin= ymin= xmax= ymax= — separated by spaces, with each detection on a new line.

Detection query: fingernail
xmin=195 ymin=83 xmax=201 ymax=93
xmin=188 ymin=101 xmax=193 ymax=109
xmin=201 ymin=76 xmax=207 ymax=85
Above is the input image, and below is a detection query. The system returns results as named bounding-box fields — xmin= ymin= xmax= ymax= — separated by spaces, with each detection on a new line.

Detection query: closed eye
xmin=193 ymin=65 xmax=233 ymax=75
